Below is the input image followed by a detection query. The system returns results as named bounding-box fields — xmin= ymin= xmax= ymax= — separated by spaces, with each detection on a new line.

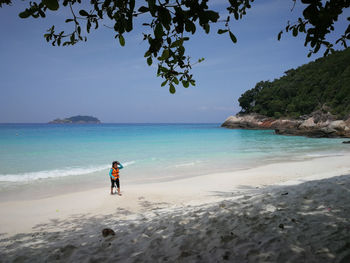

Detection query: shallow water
xmin=0 ymin=123 xmax=348 ymax=190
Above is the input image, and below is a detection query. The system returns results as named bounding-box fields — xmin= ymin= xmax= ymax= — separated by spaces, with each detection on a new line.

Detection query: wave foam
xmin=0 ymin=160 xmax=137 ymax=182
xmin=174 ymin=161 xmax=202 ymax=168
xmin=0 ymin=164 xmax=108 ymax=182
xmin=123 ymin=161 xmax=135 ymax=167
xmin=305 ymin=153 xmax=343 ymax=158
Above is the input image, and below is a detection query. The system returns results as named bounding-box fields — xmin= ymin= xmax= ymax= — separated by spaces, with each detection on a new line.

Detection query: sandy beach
xmin=1 ymin=154 xmax=350 ymax=262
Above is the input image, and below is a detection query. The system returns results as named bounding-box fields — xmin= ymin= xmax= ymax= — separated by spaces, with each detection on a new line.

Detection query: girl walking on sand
xmin=109 ymin=161 xmax=123 ymax=195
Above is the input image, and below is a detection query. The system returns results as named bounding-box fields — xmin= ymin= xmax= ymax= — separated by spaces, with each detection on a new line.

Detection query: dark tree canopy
xmin=1 ymin=0 xmax=349 ymax=93
xmin=238 ymin=47 xmax=350 ymax=119
xmin=66 ymin=115 xmax=100 ymax=122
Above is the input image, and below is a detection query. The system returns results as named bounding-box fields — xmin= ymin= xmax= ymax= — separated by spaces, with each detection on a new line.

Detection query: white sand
xmin=0 ymin=154 xmax=350 ymax=262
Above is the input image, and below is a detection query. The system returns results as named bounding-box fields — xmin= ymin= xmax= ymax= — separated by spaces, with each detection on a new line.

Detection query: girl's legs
xmin=110 ymin=178 xmax=115 ymax=194
xmin=116 ymin=179 xmax=121 ymax=196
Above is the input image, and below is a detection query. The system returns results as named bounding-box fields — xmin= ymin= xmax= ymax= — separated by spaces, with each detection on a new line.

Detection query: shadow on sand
xmin=0 ymin=175 xmax=349 ymax=262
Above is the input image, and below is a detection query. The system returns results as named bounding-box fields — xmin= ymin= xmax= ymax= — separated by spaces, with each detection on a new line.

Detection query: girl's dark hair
xmin=112 ymin=161 xmax=119 ymax=167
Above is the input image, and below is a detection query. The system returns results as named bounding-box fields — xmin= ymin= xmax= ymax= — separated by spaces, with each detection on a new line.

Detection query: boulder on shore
xmin=221 ymin=111 xmax=350 ymax=138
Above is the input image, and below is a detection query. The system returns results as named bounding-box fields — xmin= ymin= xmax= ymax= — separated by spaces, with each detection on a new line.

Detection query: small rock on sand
xmin=102 ymin=228 xmax=115 ymax=237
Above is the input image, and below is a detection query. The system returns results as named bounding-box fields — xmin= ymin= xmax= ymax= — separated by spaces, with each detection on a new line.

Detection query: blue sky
xmin=0 ymin=0 xmax=349 ymax=123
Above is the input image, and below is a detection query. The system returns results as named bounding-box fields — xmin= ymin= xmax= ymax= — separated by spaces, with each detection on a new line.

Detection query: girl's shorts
xmin=111 ymin=178 xmax=120 ymax=188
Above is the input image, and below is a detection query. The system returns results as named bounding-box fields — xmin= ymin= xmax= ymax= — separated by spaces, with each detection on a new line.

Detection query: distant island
xmin=222 ymin=48 xmax=350 ymax=138
xmin=49 ymin=115 xmax=101 ymax=124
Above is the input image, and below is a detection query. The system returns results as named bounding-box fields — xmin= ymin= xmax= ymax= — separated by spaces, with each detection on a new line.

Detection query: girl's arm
xmin=109 ymin=168 xmax=114 ymax=178
xmin=118 ymin=163 xmax=124 ymax=169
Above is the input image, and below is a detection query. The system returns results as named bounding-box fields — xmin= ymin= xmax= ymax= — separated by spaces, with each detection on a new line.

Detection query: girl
xmin=109 ymin=161 xmax=124 ymax=195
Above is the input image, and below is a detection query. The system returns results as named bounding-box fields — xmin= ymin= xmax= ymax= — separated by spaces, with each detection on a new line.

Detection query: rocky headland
xmin=222 ymin=110 xmax=350 ymax=138
xmin=226 ymin=48 xmax=350 ymax=139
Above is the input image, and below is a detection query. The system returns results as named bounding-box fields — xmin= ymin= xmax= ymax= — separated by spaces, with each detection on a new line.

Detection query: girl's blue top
xmin=109 ymin=163 xmax=124 ymax=178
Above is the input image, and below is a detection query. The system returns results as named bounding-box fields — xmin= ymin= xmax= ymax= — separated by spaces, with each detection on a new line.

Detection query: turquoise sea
xmin=0 ymin=123 xmax=349 ymax=197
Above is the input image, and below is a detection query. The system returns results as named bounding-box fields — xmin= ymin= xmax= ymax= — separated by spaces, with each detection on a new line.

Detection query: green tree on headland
xmin=238 ymin=48 xmax=350 ymax=118
xmin=1 ymin=0 xmax=349 ymax=93
xmin=49 ymin=115 xmax=101 ymax=123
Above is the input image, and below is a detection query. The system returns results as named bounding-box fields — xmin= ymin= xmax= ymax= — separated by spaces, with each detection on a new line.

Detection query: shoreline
xmin=1 ymin=153 xmax=350 ymax=237
xmin=0 ymin=150 xmax=348 ymax=204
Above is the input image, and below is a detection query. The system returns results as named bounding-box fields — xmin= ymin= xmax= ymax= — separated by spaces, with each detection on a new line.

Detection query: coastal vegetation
xmin=49 ymin=115 xmax=101 ymax=124
xmin=1 ymin=0 xmax=349 ymax=93
xmin=238 ymin=48 xmax=350 ymax=119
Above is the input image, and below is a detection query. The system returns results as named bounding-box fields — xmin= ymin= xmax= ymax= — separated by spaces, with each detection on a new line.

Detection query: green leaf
xmin=70 ymin=33 xmax=75 ymax=43
xmin=178 ymin=45 xmax=185 ymax=56
xmin=159 ymin=66 xmax=168 ymax=73
xmin=206 ymin=11 xmax=219 ymax=22
xmin=169 ymin=83 xmax=176 ymax=94
xmin=204 ymin=23 xmax=210 ymax=34
xmin=43 ymin=0 xmax=59 ymax=11
xmin=170 ymin=39 xmax=183 ymax=48
xmin=173 ymin=77 xmax=179 ymax=85
xmin=292 ymin=27 xmax=298 ymax=37
xmin=154 ymin=23 xmax=163 ymax=39
xmin=314 ymin=43 xmax=321 ymax=53
xmin=161 ymin=80 xmax=168 ymax=87
xmin=65 ymin=19 xmax=74 ymax=23
xmin=277 ymin=30 xmax=283 ymax=41
xmin=218 ymin=29 xmax=228 ymax=34
xmin=39 ymin=9 xmax=46 ymax=18
xmin=229 ymin=31 xmax=237 ymax=43
xmin=138 ymin=6 xmax=149 ymax=13
xmin=147 ymin=0 xmax=156 ymax=15
xmin=79 ymin=10 xmax=89 ymax=17
xmin=159 ymin=49 xmax=169 ymax=60
xmin=19 ymin=10 xmax=30 ymax=19
xmin=324 ymin=48 xmax=330 ymax=56
xmin=159 ymin=9 xmax=171 ymax=30
xmin=87 ymin=20 xmax=91 ymax=33
xmin=125 ymin=18 xmax=133 ymax=32
xmin=119 ymin=35 xmax=125 ymax=46
xmin=147 ymin=56 xmax=152 ymax=66
xmin=182 ymin=80 xmax=189 ymax=88
xmin=144 ymin=50 xmax=151 ymax=57
xmin=185 ymin=21 xmax=196 ymax=34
